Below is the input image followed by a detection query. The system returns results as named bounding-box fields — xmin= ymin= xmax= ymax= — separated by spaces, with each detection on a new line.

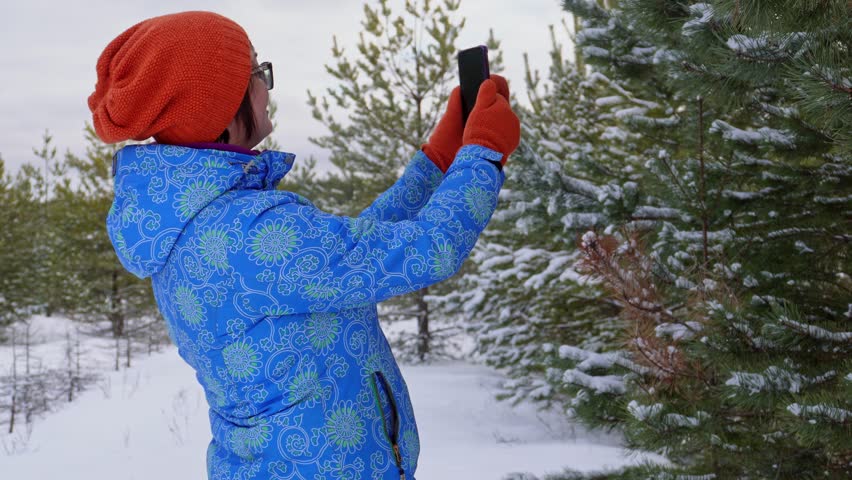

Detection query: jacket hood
xmin=107 ymin=144 xmax=296 ymax=278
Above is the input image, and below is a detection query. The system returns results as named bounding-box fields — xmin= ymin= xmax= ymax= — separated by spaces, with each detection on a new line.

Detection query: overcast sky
xmin=1 ymin=0 xmax=573 ymax=176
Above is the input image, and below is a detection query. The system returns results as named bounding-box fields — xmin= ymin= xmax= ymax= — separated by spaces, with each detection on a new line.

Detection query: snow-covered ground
xmin=0 ymin=316 xmax=658 ymax=479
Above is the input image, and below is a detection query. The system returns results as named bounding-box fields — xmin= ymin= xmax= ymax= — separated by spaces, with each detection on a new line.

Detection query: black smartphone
xmin=458 ymin=45 xmax=490 ymax=125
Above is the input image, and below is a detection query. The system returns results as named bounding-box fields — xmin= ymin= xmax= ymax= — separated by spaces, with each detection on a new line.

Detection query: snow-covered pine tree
xmin=496 ymin=1 xmax=852 ymax=478
xmin=448 ymin=24 xmax=637 ymax=413
xmin=305 ymin=0 xmax=505 ymax=361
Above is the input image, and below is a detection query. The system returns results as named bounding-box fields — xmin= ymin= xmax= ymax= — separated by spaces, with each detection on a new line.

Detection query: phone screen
xmin=458 ymin=46 xmax=490 ymax=124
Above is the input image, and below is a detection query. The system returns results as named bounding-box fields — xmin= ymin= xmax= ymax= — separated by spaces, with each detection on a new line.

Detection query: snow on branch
xmin=627 ymin=400 xmax=664 ymax=421
xmin=710 ymin=120 xmax=796 ymax=148
xmin=628 ymin=401 xmax=710 ymax=429
xmin=584 ymin=72 xmax=660 ymax=110
xmin=778 ymin=317 xmax=852 ymax=343
xmin=655 ymin=322 xmax=703 ymax=341
xmin=559 ymin=345 xmax=650 ymax=376
xmin=787 ymin=403 xmax=851 ymax=424
xmin=725 ymin=32 xmax=806 ymax=62
xmin=651 ymin=473 xmax=717 ymax=480
xmin=682 ymin=3 xmax=714 ymax=37
xmin=562 ymin=368 xmax=626 ymax=394
xmin=673 ymin=228 xmax=734 ymax=243
xmin=726 ymin=366 xmax=837 ymax=394
xmin=633 ymin=206 xmax=684 ymax=220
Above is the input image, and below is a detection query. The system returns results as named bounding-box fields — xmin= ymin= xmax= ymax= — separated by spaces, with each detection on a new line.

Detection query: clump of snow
xmin=595 ymin=95 xmax=625 ymax=106
xmin=726 ymin=366 xmax=836 ymax=394
xmin=778 ymin=317 xmax=852 ymax=342
xmin=787 ymin=403 xmax=851 ymax=423
xmin=581 ymin=231 xmax=598 ymax=248
xmin=726 ymin=34 xmax=769 ymax=54
xmin=682 ymin=3 xmax=713 ymax=37
xmin=563 ymin=369 xmax=626 ymax=394
xmin=655 ymin=322 xmax=702 ymax=341
xmin=710 ymin=120 xmax=796 ymax=148
xmin=794 ymin=241 xmax=814 ymax=254
xmin=627 ymin=400 xmax=663 ymax=421
xmin=582 ymin=46 xmax=610 ymax=58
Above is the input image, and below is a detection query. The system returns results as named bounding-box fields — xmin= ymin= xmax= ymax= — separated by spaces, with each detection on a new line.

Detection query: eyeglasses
xmin=252 ymin=61 xmax=274 ymax=90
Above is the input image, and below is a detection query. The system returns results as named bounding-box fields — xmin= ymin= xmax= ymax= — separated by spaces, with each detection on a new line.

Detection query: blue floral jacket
xmin=107 ymin=143 xmax=505 ymax=480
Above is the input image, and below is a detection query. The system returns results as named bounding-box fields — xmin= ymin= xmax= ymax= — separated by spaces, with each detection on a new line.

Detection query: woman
xmin=89 ymin=10 xmax=519 ymax=480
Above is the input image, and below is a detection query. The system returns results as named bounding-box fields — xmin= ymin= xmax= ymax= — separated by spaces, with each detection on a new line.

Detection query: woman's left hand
xmin=421 ymin=86 xmax=464 ymax=174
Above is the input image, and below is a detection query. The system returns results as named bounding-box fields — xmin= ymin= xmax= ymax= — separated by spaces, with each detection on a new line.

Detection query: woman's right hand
xmin=462 ymin=74 xmax=521 ymax=166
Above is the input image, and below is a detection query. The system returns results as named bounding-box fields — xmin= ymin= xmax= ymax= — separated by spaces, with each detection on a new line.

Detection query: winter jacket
xmin=106 ymin=142 xmax=505 ymax=480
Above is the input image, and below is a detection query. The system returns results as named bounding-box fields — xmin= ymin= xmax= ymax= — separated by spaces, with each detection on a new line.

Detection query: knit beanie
xmin=88 ymin=11 xmax=252 ymax=144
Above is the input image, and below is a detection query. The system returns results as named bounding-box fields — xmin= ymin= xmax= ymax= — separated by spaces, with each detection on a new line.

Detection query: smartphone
xmin=458 ymin=45 xmax=490 ymax=124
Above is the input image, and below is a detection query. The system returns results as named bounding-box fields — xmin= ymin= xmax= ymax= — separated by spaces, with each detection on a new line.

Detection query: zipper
xmin=369 ymin=371 xmax=406 ymax=479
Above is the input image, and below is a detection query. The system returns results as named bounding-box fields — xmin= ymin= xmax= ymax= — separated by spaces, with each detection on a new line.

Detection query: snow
xmin=778 ymin=317 xmax=852 ymax=342
xmin=614 ymin=106 xmax=647 ymax=119
xmin=539 ymin=140 xmax=565 ymax=153
xmin=0 ymin=316 xmax=660 ymax=479
xmin=582 ymin=46 xmax=610 ymax=58
xmin=726 ymin=34 xmax=769 ymax=54
xmin=558 ymin=346 xmax=622 ymax=371
xmin=682 ymin=3 xmax=713 ymax=37
xmin=710 ymin=120 xmax=796 ymax=148
xmin=726 ymin=366 xmax=837 ymax=394
xmin=595 ymin=95 xmax=625 ymax=106
xmin=562 ymin=369 xmax=626 ymax=395
xmin=524 ymin=254 xmax=577 ymax=289
xmin=627 ymin=401 xmax=663 ymax=421
xmin=562 ymin=212 xmax=605 ymax=229
xmin=673 ymin=228 xmax=734 ymax=243
xmin=787 ymin=403 xmax=851 ymax=423
xmin=601 ymin=125 xmax=630 ymax=141
xmin=814 ymin=194 xmax=852 ymax=205
xmin=794 ymin=241 xmax=814 ymax=254
xmin=722 ymin=189 xmax=773 ymax=200
xmin=654 ymin=322 xmax=702 ymax=341
xmin=633 ymin=206 xmax=682 ymax=220
xmin=563 ymin=176 xmax=606 ymax=199
xmin=576 ymin=26 xmax=612 ymax=43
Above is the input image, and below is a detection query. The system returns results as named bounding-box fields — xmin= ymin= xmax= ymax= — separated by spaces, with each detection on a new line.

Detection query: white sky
xmin=1 ymin=0 xmax=573 ymax=177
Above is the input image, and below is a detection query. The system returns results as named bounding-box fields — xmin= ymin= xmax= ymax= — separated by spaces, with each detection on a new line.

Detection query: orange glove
xmin=423 ymin=75 xmax=512 ymax=173
xmin=462 ymin=76 xmax=520 ymax=166
xmin=422 ymin=87 xmax=464 ymax=174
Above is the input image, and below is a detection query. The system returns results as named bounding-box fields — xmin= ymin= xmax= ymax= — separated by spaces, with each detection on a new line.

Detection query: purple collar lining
xmin=160 ymin=142 xmax=262 ymax=156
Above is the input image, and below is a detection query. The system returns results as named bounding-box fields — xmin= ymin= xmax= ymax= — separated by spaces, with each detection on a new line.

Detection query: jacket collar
xmin=107 ymin=143 xmax=296 ymax=278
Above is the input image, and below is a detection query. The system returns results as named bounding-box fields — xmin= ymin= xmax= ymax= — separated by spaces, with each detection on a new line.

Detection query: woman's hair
xmin=215 ymin=79 xmax=256 ymax=144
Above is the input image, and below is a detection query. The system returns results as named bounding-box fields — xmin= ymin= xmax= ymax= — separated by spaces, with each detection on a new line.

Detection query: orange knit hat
xmin=88 ymin=11 xmax=252 ymax=144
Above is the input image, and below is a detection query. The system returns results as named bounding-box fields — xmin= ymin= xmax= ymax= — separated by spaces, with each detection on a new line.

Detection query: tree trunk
xmin=573 ymin=15 xmax=584 ymax=74
xmin=9 ymin=330 xmax=17 ymax=434
xmin=416 ymin=287 xmax=431 ymax=362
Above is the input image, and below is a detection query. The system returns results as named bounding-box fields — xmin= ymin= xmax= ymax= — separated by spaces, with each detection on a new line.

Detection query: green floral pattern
xmin=247 ymin=218 xmax=302 ymax=267
xmin=325 ymin=401 xmax=366 ymax=452
xmin=223 ymin=338 xmax=262 ymax=382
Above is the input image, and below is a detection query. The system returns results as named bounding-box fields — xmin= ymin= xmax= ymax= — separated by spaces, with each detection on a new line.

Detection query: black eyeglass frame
xmin=252 ymin=61 xmax=274 ymax=90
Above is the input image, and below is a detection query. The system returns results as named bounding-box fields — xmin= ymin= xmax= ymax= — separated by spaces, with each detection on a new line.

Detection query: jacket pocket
xmin=369 ymin=371 xmax=407 ymax=480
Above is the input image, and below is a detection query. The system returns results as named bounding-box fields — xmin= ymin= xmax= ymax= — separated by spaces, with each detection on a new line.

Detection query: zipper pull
xmin=393 ymin=444 xmax=405 ymax=479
